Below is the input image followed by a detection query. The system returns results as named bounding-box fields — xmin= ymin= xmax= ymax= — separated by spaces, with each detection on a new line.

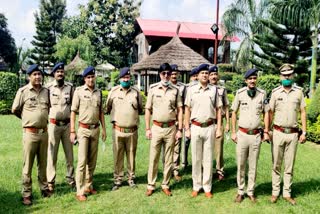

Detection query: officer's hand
xmin=185 ymin=129 xmax=191 ymax=139
xmin=70 ymin=132 xmax=76 ymax=144
xmin=216 ymin=128 xmax=222 ymax=138
xmin=225 ymin=124 xmax=230 ymax=133
xmin=101 ymin=129 xmax=107 ymax=142
xmin=299 ymin=134 xmax=306 ymax=144
xmin=231 ymin=132 xmax=237 ymax=144
xmin=146 ymin=129 xmax=152 ymax=140
xmin=263 ymin=133 xmax=270 ymax=142
xmin=175 ymin=130 xmax=182 ymax=140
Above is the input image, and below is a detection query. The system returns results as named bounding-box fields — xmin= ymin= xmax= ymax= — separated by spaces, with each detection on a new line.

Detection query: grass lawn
xmin=0 ymin=115 xmax=320 ymax=213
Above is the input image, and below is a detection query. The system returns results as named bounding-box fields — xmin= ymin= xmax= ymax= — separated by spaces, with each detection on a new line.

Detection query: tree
xmin=0 ymin=13 xmax=17 ymax=71
xmin=85 ymin=0 xmax=141 ymax=67
xmin=222 ymin=0 xmax=271 ymax=71
xmin=251 ymin=19 xmax=312 ymax=75
xmin=29 ymin=0 xmax=66 ymax=69
xmin=271 ymin=0 xmax=320 ymax=96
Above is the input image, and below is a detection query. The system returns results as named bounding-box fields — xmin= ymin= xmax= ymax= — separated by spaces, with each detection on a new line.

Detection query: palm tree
xmin=222 ymin=0 xmax=271 ymax=71
xmin=272 ymin=0 xmax=320 ymax=96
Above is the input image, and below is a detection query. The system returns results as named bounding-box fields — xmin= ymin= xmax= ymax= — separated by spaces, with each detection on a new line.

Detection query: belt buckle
xmin=124 ymin=128 xmax=130 ymax=133
xmin=162 ymin=123 xmax=169 ymax=128
xmin=284 ymin=128 xmax=291 ymax=134
xmin=89 ymin=125 xmax=95 ymax=129
xmin=248 ymin=130 xmax=254 ymax=135
xmin=57 ymin=121 xmax=64 ymax=126
xmin=38 ymin=129 xmax=44 ymax=134
xmin=201 ymin=122 xmax=207 ymax=128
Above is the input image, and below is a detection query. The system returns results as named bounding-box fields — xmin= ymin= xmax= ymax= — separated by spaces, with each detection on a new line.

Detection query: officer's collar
xmin=28 ymin=82 xmax=44 ymax=91
xmin=53 ymin=79 xmax=66 ymax=87
xmin=197 ymin=82 xmax=210 ymax=90
xmin=158 ymin=82 xmax=174 ymax=90
xmin=84 ymin=84 xmax=98 ymax=91
xmin=280 ymin=85 xmax=294 ymax=93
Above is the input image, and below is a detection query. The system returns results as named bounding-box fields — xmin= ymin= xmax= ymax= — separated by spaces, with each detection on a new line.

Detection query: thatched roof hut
xmin=132 ymin=36 xmax=211 ymax=72
xmin=65 ymin=51 xmax=88 ymax=75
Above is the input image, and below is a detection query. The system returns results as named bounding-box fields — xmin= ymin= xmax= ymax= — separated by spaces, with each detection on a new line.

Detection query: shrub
xmin=96 ymin=76 xmax=107 ymax=90
xmin=307 ymin=85 xmax=320 ymax=123
xmin=110 ymin=70 xmax=120 ymax=87
xmin=0 ymin=72 xmax=19 ymax=114
xmin=140 ymin=91 xmax=147 ymax=115
xmin=257 ymin=74 xmax=280 ymax=97
xmin=225 ymin=74 xmax=246 ymax=94
xmin=307 ymin=115 xmax=320 ymax=144
xmin=219 ymin=72 xmax=236 ymax=82
xmin=218 ymin=64 xmax=234 ymax=73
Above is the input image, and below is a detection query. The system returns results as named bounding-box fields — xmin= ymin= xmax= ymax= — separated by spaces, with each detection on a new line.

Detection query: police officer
xmin=106 ymin=67 xmax=143 ymax=190
xmin=12 ymin=64 xmax=52 ymax=205
xmin=169 ymin=64 xmax=186 ymax=181
xmin=209 ymin=65 xmax=230 ymax=181
xmin=70 ymin=66 xmax=107 ymax=201
xmin=145 ymin=63 xmax=183 ymax=196
xmin=231 ymin=68 xmax=269 ymax=203
xmin=184 ymin=63 xmax=222 ymax=198
xmin=182 ymin=66 xmax=199 ymax=169
xmin=269 ymin=64 xmax=307 ymax=205
xmin=46 ymin=62 xmax=75 ymax=192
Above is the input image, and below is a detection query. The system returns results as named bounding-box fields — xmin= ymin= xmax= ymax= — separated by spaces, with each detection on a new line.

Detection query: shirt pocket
xmin=25 ymin=96 xmax=38 ymax=110
xmin=39 ymin=98 xmax=49 ymax=110
xmin=50 ymin=94 xmax=60 ymax=105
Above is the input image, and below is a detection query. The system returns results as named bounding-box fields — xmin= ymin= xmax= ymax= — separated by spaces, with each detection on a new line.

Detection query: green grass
xmin=0 ymin=115 xmax=320 ymax=213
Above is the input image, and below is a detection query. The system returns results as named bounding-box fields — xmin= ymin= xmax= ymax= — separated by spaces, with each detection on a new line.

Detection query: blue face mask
xmin=120 ymin=80 xmax=131 ymax=88
xmin=281 ymin=79 xmax=293 ymax=87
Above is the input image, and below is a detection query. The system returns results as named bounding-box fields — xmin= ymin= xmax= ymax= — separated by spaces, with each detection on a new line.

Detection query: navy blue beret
xmin=52 ymin=62 xmax=64 ymax=74
xmin=159 ymin=63 xmax=172 ymax=73
xmin=209 ymin=65 xmax=218 ymax=73
xmin=190 ymin=67 xmax=199 ymax=76
xmin=119 ymin=67 xmax=130 ymax=78
xmin=244 ymin=68 xmax=258 ymax=79
xmin=197 ymin=63 xmax=210 ymax=72
xmin=170 ymin=64 xmax=178 ymax=71
xmin=27 ymin=64 xmax=41 ymax=74
xmin=82 ymin=66 xmax=95 ymax=77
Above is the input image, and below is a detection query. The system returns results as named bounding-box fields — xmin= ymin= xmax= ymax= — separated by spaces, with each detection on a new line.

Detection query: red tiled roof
xmin=136 ymin=18 xmax=240 ymax=42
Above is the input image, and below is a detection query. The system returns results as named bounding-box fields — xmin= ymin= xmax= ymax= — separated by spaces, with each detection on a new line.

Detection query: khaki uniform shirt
xmin=185 ymin=83 xmax=222 ymax=123
xmin=217 ymin=85 xmax=229 ymax=117
xmin=231 ymin=87 xmax=268 ymax=129
xmin=71 ymin=85 xmax=102 ymax=124
xmin=175 ymin=82 xmax=186 ymax=105
xmin=106 ymin=85 xmax=142 ymax=127
xmin=46 ymin=80 xmax=73 ymax=120
xmin=12 ymin=83 xmax=49 ymax=128
xmin=145 ymin=82 xmax=183 ymax=122
xmin=269 ymin=85 xmax=306 ymax=128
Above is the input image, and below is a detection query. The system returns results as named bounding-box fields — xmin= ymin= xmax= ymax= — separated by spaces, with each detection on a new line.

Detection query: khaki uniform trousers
xmin=191 ymin=124 xmax=215 ymax=192
xmin=112 ymin=129 xmax=138 ymax=185
xmin=47 ymin=123 xmax=75 ymax=185
xmin=147 ymin=125 xmax=176 ymax=190
xmin=272 ymin=129 xmax=298 ymax=197
xmin=214 ymin=125 xmax=225 ymax=176
xmin=76 ymin=127 xmax=100 ymax=196
xmin=22 ymin=131 xmax=49 ymax=197
xmin=236 ymin=130 xmax=261 ymax=196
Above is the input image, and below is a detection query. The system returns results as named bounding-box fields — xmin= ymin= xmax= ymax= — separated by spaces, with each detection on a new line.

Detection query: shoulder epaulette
xmin=110 ymin=85 xmax=120 ymax=92
xmin=293 ymin=85 xmax=303 ymax=90
xmin=177 ymin=82 xmax=185 ymax=87
xmin=65 ymin=81 xmax=73 ymax=87
xmin=237 ymin=87 xmax=247 ymax=94
xmin=150 ymin=83 xmax=159 ymax=89
xmin=19 ymin=85 xmax=29 ymax=93
xmin=272 ymin=86 xmax=282 ymax=93
xmin=256 ymin=87 xmax=266 ymax=94
xmin=131 ymin=85 xmax=140 ymax=92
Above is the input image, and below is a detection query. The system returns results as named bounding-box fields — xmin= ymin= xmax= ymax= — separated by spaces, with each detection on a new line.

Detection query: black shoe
xmin=41 ymin=189 xmax=53 ymax=198
xmin=112 ymin=184 xmax=120 ymax=191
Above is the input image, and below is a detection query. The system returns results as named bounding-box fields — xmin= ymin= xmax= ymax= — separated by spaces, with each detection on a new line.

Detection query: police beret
xmin=279 ymin=63 xmax=294 ymax=75
xmin=119 ymin=67 xmax=130 ymax=78
xmin=190 ymin=67 xmax=199 ymax=76
xmin=209 ymin=65 xmax=218 ymax=73
xmin=197 ymin=63 xmax=210 ymax=72
xmin=244 ymin=68 xmax=258 ymax=79
xmin=159 ymin=63 xmax=172 ymax=73
xmin=82 ymin=66 xmax=95 ymax=77
xmin=52 ymin=62 xmax=64 ymax=74
xmin=26 ymin=64 xmax=41 ymax=74
xmin=170 ymin=64 xmax=178 ymax=71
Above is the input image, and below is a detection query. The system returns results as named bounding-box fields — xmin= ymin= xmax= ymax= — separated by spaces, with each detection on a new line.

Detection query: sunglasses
xmin=160 ymin=71 xmax=172 ymax=76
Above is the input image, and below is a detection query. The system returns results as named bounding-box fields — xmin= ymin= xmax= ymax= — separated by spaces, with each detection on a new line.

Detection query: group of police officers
xmin=12 ymin=61 xmax=306 ymax=206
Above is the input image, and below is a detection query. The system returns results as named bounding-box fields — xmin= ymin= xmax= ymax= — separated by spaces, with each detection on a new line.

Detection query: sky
xmin=0 ymin=0 xmax=234 ymax=48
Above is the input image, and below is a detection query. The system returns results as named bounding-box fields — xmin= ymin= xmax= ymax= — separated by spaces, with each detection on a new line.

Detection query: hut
xmin=65 ymin=51 xmax=88 ymax=86
xmin=132 ymin=34 xmax=211 ymax=94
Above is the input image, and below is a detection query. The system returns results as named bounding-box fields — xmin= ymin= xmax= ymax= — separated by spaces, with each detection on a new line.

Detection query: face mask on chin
xmin=281 ymin=79 xmax=293 ymax=87
xmin=161 ymin=80 xmax=170 ymax=87
xmin=247 ymin=88 xmax=256 ymax=98
xmin=57 ymin=78 xmax=64 ymax=86
xmin=120 ymin=80 xmax=131 ymax=88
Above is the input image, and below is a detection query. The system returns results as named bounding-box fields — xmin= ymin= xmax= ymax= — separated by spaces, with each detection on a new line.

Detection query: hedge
xmin=0 ymin=72 xmax=19 ymax=114
xmin=307 ymin=85 xmax=320 ymax=123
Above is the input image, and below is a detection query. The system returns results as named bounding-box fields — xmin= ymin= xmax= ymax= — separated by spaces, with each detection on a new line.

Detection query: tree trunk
xmin=310 ymin=30 xmax=318 ymax=97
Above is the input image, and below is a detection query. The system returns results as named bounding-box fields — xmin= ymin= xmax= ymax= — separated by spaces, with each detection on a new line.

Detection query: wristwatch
xmin=302 ymin=131 xmax=307 ymax=135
